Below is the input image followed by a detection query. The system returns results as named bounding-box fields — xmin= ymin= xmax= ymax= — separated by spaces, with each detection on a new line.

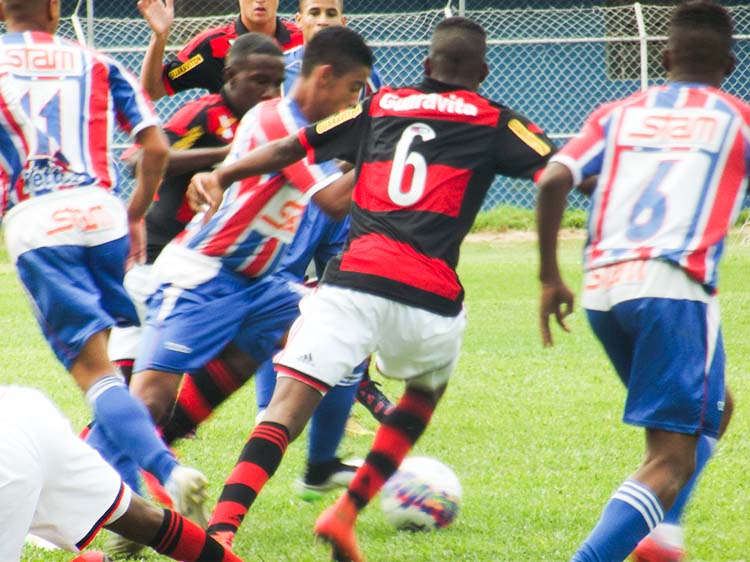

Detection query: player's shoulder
xmin=180 ymin=20 xmax=236 ymax=54
xmin=278 ymin=19 xmax=304 ymax=51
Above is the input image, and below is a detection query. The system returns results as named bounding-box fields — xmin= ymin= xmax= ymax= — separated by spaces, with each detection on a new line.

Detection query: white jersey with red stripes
xmin=174 ymin=96 xmax=341 ymax=279
xmin=553 ymin=82 xmax=750 ymax=291
xmin=0 ymin=31 xmax=159 ymax=211
xmin=0 ymin=72 xmax=34 ymax=195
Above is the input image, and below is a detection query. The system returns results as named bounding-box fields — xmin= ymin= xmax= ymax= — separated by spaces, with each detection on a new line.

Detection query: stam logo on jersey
xmin=0 ymin=47 xmax=82 ymax=76
xmin=618 ymin=108 xmax=730 ymax=152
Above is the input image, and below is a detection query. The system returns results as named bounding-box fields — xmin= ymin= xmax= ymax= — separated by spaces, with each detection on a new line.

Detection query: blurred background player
xmin=0 ymin=0 xmax=209 ymax=537
xmin=0 ymin=386 xmax=244 ymax=562
xmin=128 ymin=32 xmax=372 ymax=547
xmin=188 ymin=17 xmax=555 ymax=558
xmin=138 ymin=0 xmax=302 ymax=101
xmin=536 ymin=2 xmax=743 ymax=561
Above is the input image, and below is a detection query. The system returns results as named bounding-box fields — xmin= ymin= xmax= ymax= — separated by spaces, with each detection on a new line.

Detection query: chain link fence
xmin=50 ymin=2 xmax=750 ymax=210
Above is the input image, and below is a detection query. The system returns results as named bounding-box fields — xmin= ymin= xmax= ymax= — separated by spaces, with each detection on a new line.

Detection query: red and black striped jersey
xmin=299 ymin=77 xmax=556 ymax=315
xmin=161 ymin=17 xmax=302 ymax=96
xmin=145 ymin=92 xmax=241 ymax=262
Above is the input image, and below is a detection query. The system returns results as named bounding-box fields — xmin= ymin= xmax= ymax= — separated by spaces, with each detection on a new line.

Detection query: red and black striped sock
xmin=161 ymin=358 xmax=251 ymax=445
xmin=148 ymin=508 xmax=242 ymax=562
xmin=206 ymin=421 xmax=289 ymax=536
xmin=347 ymin=388 xmax=437 ymax=510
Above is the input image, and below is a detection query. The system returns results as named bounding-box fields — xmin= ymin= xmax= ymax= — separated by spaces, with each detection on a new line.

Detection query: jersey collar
xmin=234 ymin=16 xmax=291 ymax=45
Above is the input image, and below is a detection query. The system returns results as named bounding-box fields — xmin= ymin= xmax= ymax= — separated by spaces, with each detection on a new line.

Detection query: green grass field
xmin=12 ymin=233 xmax=750 ymax=561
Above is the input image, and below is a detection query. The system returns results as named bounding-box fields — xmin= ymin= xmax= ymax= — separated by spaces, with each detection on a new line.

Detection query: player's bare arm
xmin=187 ymin=133 xmax=306 ymax=215
xmin=138 ymin=0 xmax=174 ymax=100
xmin=311 ymin=169 xmax=355 ymax=220
xmin=128 ymin=125 xmax=169 ymax=265
xmin=536 ymin=162 xmax=576 ymax=347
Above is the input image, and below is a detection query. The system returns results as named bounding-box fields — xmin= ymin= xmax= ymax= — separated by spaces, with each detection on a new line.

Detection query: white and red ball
xmin=380 ymin=456 xmax=462 ymax=531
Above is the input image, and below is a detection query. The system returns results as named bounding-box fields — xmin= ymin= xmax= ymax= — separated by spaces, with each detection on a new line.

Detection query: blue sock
xmin=86 ymin=421 xmax=142 ymax=494
xmin=308 ymin=381 xmax=358 ymax=464
xmin=572 ymin=479 xmax=664 ymax=562
xmin=663 ymin=434 xmax=716 ymax=525
xmin=86 ymin=375 xmax=178 ymax=484
xmin=255 ymin=359 xmax=277 ymax=412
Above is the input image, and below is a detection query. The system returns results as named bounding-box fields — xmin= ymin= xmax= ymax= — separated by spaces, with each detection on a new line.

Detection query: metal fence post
xmin=634 ymin=2 xmax=648 ymax=91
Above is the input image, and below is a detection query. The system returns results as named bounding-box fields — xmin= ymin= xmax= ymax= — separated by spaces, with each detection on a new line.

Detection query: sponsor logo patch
xmin=167 ymin=54 xmax=204 ymax=80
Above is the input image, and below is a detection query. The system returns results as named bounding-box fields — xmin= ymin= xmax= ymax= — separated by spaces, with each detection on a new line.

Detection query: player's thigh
xmin=134 ymin=271 xmax=257 ymax=374
xmin=274 ymin=285 xmax=378 ymax=390
xmin=614 ymin=297 xmax=724 ymax=437
xmin=232 ymin=276 xmax=303 ymax=364
xmin=586 ymin=307 xmax=635 ymax=383
xmin=376 ymin=304 xmax=467 ymax=392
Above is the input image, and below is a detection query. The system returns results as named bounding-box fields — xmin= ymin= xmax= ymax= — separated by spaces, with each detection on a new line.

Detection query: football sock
xmin=207 ymin=421 xmax=289 ymax=537
xmin=308 ymin=382 xmax=358 ymax=464
xmin=161 ymin=359 xmax=250 ymax=445
xmin=86 ymin=375 xmax=178 ymax=485
xmin=254 ymin=359 xmax=276 ymax=412
xmin=571 ymin=479 xmax=664 ymax=562
xmin=85 ymin=420 xmax=142 ymax=494
xmin=347 ymin=388 xmax=436 ymax=510
xmin=114 ymin=359 xmax=134 ymax=386
xmin=662 ymin=434 xmax=716 ymax=525
xmin=149 ymin=508 xmax=242 ymax=562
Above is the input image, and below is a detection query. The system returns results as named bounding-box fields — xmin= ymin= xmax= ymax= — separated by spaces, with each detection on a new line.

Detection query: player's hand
xmin=539 ymin=280 xmax=574 ymax=347
xmin=127 ymin=218 xmax=147 ymax=270
xmin=137 ymin=0 xmax=174 ymax=37
xmin=187 ymin=171 xmax=222 ymax=222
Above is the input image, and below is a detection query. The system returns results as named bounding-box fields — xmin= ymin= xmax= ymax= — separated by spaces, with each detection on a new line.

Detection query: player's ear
xmin=295 ymin=11 xmax=302 ymax=25
xmin=479 ymin=61 xmax=489 ymax=84
xmin=725 ymin=53 xmax=736 ymax=78
xmin=0 ymin=3 xmax=5 ymax=23
xmin=316 ymin=64 xmax=336 ymax=87
xmin=661 ymin=47 xmax=672 ymax=74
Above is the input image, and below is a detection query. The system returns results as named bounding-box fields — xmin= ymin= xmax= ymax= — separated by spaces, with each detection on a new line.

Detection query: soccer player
xmin=0 ymin=386 xmax=244 ymax=562
xmin=0 ymin=0 xmax=208 ymax=531
xmin=535 ymin=2 xmax=745 ymax=561
xmin=128 ymin=28 xmax=373 ymax=519
xmin=108 ymin=33 xmax=286 ymax=385
xmin=188 ymin=17 xmax=555 ymax=557
xmin=138 ymin=0 xmax=302 ymax=101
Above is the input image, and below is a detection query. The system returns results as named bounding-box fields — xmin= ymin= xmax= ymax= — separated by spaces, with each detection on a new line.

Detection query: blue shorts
xmin=134 ymin=268 xmax=302 ymax=374
xmin=16 ymin=238 xmax=138 ymax=371
xmin=587 ymin=297 xmax=725 ymax=438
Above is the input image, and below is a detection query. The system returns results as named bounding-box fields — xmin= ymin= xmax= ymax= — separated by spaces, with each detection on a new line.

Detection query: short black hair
xmin=226 ymin=32 xmax=283 ymax=67
xmin=301 ymin=26 xmax=373 ymax=77
xmin=668 ymin=1 xmax=733 ymax=72
xmin=430 ymin=17 xmax=487 ymax=79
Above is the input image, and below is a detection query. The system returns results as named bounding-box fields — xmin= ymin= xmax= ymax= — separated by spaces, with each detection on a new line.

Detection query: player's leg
xmin=207 ymin=283 xmax=370 ymax=547
xmin=105 ymin=496 xmax=242 ymax=562
xmin=161 ymin=348 xmax=257 ymax=445
xmin=207 ymin=376 xmax=324 ymax=547
xmin=574 ymin=298 xmax=722 ymax=562
xmin=314 ymin=293 xmax=466 ymax=562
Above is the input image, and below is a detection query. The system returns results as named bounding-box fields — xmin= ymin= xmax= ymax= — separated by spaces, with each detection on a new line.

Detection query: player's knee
xmin=130 ymin=371 xmax=179 ymax=423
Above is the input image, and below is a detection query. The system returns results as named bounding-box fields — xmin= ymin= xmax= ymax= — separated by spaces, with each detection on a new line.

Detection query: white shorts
xmin=0 ymin=387 xmax=131 ymax=560
xmin=274 ymin=285 xmax=467 ymax=392
xmin=108 ymin=263 xmax=159 ymax=361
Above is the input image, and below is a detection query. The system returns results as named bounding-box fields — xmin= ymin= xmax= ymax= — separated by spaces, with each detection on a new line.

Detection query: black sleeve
xmin=300 ymin=99 xmax=371 ymax=164
xmin=492 ymin=107 xmax=557 ymax=179
xmin=162 ymin=37 xmax=225 ymax=95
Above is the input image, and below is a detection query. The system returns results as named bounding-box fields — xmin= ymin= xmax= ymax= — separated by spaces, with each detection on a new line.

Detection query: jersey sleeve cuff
xmin=306 ymin=170 xmax=343 ymax=198
xmin=129 ymin=117 xmax=162 ymax=140
xmin=549 ymin=154 xmax=582 ymax=187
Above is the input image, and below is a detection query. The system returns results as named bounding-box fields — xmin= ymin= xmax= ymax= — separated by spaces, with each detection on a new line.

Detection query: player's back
xmin=0 ymin=31 xmax=158 ymax=208
xmin=316 ymin=79 xmax=554 ymax=316
xmin=580 ymin=83 xmax=750 ymax=288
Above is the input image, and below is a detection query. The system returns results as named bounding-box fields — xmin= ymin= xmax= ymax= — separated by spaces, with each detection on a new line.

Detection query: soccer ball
xmin=380 ymin=456 xmax=462 ymax=531
xmin=69 ymin=551 xmax=114 ymax=562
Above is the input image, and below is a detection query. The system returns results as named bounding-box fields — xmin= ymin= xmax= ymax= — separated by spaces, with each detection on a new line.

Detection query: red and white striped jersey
xmin=175 ymin=96 xmax=341 ymax=278
xmin=0 ymin=31 xmax=160 ymax=210
xmin=0 ymin=72 xmax=34 ymax=197
xmin=553 ymin=82 xmax=750 ymax=291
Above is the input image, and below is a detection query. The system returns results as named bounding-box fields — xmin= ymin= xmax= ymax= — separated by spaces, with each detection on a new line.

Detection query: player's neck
xmin=5 ymin=20 xmax=56 ymax=34
xmin=241 ymin=15 xmax=276 ymax=37
xmin=668 ymin=71 xmax=723 ymax=89
xmin=289 ymin=81 xmax=321 ymax=123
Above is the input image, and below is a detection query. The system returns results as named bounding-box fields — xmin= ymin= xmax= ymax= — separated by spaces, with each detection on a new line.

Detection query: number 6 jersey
xmin=299 ymin=77 xmax=556 ymax=316
xmin=552 ymin=83 xmax=750 ymax=292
